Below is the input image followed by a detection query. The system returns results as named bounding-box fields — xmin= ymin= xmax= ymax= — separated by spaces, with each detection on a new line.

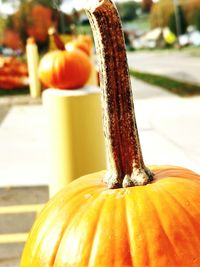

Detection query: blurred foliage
xmin=185 ymin=0 xmax=200 ymax=25
xmin=168 ymin=5 xmax=188 ymax=36
xmin=142 ymin=0 xmax=153 ymax=13
xmin=1 ymin=0 xmax=200 ymax=53
xmin=1 ymin=0 xmax=77 ymax=51
xmin=195 ymin=9 xmax=200 ymax=31
xmin=150 ymin=0 xmax=200 ymax=30
xmin=32 ymin=0 xmax=58 ymax=8
xmin=150 ymin=0 xmax=174 ymax=28
xmin=0 ymin=87 xmax=29 ymax=96
xmin=116 ymin=1 xmax=140 ymax=21
xmin=122 ymin=14 xmax=150 ymax=31
xmin=0 ymin=17 xmax=7 ymax=39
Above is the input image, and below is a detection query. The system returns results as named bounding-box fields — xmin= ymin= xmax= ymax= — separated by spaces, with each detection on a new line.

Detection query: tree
xmin=2 ymin=0 xmax=74 ymax=51
xmin=116 ymin=1 xmax=139 ymax=21
xmin=31 ymin=0 xmax=58 ymax=8
xmin=0 ymin=17 xmax=7 ymax=43
xmin=185 ymin=0 xmax=200 ymax=26
xmin=142 ymin=0 xmax=153 ymax=13
xmin=150 ymin=0 xmax=190 ymax=28
xmin=150 ymin=0 xmax=174 ymax=29
xmin=168 ymin=5 xmax=188 ymax=36
xmin=195 ymin=9 xmax=200 ymax=31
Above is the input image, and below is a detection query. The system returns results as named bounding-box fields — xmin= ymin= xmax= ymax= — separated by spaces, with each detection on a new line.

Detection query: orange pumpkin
xmin=77 ymin=34 xmax=93 ymax=48
xmin=66 ymin=35 xmax=93 ymax=57
xmin=21 ymin=166 xmax=200 ymax=267
xmin=38 ymin=48 xmax=91 ymax=89
xmin=48 ymin=27 xmax=92 ymax=56
xmin=21 ymin=1 xmax=200 ymax=266
xmin=66 ymin=39 xmax=91 ymax=56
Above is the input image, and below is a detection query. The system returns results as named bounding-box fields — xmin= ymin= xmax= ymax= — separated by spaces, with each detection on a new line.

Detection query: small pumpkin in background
xmin=21 ymin=1 xmax=200 ymax=267
xmin=48 ymin=26 xmax=93 ymax=57
xmin=65 ymin=35 xmax=93 ymax=57
xmin=78 ymin=34 xmax=93 ymax=47
xmin=38 ymin=48 xmax=91 ymax=89
xmin=0 ymin=56 xmax=28 ymax=89
xmin=39 ymin=28 xmax=92 ymax=89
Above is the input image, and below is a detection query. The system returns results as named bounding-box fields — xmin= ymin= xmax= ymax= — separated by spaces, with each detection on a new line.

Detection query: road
xmin=127 ymin=50 xmax=200 ymax=85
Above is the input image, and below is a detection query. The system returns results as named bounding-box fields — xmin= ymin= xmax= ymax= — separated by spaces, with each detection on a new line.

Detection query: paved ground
xmin=0 ymin=186 xmax=49 ymax=267
xmin=0 ymin=50 xmax=200 ymax=265
xmin=128 ymin=50 xmax=200 ymax=85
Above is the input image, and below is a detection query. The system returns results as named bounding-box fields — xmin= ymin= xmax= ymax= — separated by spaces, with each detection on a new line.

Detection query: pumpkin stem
xmin=48 ymin=27 xmax=66 ymax=51
xmin=86 ymin=0 xmax=153 ymax=188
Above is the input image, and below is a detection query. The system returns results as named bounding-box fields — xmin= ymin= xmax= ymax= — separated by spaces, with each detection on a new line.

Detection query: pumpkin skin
xmin=77 ymin=35 xmax=93 ymax=48
xmin=66 ymin=39 xmax=92 ymax=57
xmin=38 ymin=49 xmax=91 ymax=89
xmin=20 ymin=165 xmax=200 ymax=267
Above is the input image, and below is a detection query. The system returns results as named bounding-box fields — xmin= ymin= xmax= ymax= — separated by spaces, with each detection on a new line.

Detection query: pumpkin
xmin=21 ymin=1 xmax=200 ymax=266
xmin=66 ymin=35 xmax=93 ymax=57
xmin=48 ymin=27 xmax=92 ymax=57
xmin=65 ymin=39 xmax=91 ymax=57
xmin=38 ymin=48 xmax=91 ymax=89
xmin=0 ymin=56 xmax=28 ymax=89
xmin=77 ymin=34 xmax=93 ymax=48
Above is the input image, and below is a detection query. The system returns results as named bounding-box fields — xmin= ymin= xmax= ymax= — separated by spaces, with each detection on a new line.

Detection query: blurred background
xmin=0 ymin=0 xmax=200 ymax=53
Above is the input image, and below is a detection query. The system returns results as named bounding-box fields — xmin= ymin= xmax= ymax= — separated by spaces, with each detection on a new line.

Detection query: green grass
xmin=0 ymin=87 xmax=29 ymax=97
xmin=132 ymin=45 xmax=200 ymax=55
xmin=76 ymin=24 xmax=92 ymax=35
xmin=122 ymin=15 xmax=150 ymax=32
xmin=129 ymin=69 xmax=200 ymax=97
xmin=181 ymin=46 xmax=200 ymax=57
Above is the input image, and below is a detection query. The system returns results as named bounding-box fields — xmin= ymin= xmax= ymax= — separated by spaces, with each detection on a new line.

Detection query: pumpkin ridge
xmin=152 ymin=166 xmax=188 ymax=178
xmin=86 ymin=197 xmax=106 ymax=267
xmin=88 ymin=192 xmax=130 ymax=266
xmin=54 ymin=52 xmax=64 ymax=87
xmin=157 ymin=183 xmax=200 ymax=240
xmin=125 ymin=194 xmax=149 ymax=267
xmin=53 ymin=189 xmax=106 ymax=266
xmin=38 ymin=183 xmax=103 ymax=225
xmin=124 ymin=194 xmax=135 ymax=267
xmin=151 ymin=185 xmax=200 ymax=266
xmin=52 ymin=188 xmax=105 ymax=267
xmin=151 ymin=166 xmax=200 ymax=184
xmin=48 ymin=51 xmax=58 ymax=88
xmin=145 ymin=188 xmax=180 ymax=265
xmin=108 ymin=196 xmax=133 ymax=267
xmin=155 ymin=176 xmax=200 ymax=187
xmin=25 ymin=186 xmax=102 ymax=266
xmin=52 ymin=52 xmax=61 ymax=87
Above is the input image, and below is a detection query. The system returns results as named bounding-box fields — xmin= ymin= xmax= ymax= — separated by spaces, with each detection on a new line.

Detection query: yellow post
xmin=42 ymin=86 xmax=106 ymax=197
xmin=26 ymin=37 xmax=41 ymax=98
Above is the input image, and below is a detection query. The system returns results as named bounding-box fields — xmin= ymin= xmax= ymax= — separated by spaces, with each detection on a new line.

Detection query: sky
xmin=0 ymin=0 xmax=19 ymax=15
xmin=0 ymin=0 xmax=82 ymax=15
xmin=60 ymin=0 xmax=85 ymax=13
xmin=0 ymin=0 xmax=145 ymax=15
xmin=60 ymin=0 xmax=143 ymax=13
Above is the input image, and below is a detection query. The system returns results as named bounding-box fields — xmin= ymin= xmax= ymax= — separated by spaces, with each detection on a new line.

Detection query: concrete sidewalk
xmin=128 ymin=50 xmax=200 ymax=85
xmin=0 ymin=77 xmax=200 ymax=266
xmin=132 ymin=78 xmax=200 ymax=174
